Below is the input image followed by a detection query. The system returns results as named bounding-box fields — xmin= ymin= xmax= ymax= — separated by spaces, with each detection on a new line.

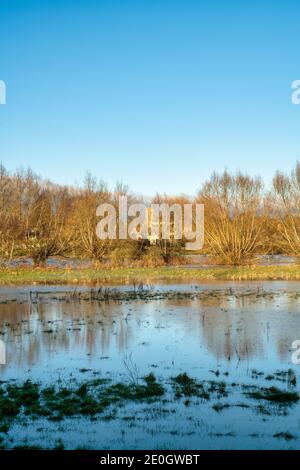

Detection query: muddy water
xmin=0 ymin=281 xmax=300 ymax=449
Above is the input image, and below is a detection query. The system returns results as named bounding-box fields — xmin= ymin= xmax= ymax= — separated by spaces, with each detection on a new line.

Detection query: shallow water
xmin=0 ymin=281 xmax=300 ymax=449
xmin=6 ymin=253 xmax=299 ymax=268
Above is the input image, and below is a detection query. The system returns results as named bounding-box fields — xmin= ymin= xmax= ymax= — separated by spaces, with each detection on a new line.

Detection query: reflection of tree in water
xmin=196 ymin=293 xmax=300 ymax=361
xmin=1 ymin=290 xmax=300 ymax=372
xmin=160 ymin=295 xmax=263 ymax=360
xmin=163 ymin=291 xmax=300 ymax=361
xmin=0 ymin=299 xmax=137 ymax=371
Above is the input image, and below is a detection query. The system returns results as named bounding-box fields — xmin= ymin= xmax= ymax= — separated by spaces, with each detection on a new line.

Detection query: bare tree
xmin=272 ymin=162 xmax=300 ymax=256
xmin=198 ymin=171 xmax=265 ymax=264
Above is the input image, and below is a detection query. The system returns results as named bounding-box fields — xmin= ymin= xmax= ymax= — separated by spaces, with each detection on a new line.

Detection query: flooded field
xmin=0 ymin=281 xmax=300 ymax=449
xmin=7 ymin=254 xmax=299 ymax=269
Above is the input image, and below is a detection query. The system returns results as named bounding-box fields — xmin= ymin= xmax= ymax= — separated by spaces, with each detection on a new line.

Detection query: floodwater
xmin=7 ymin=253 xmax=299 ymax=268
xmin=0 ymin=282 xmax=300 ymax=449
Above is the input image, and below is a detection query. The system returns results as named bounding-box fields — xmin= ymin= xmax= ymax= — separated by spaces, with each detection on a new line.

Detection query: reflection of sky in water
xmin=0 ymin=282 xmax=300 ymax=384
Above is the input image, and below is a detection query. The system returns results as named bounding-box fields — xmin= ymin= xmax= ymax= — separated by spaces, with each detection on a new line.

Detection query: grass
xmin=0 ymin=375 xmax=165 ymax=423
xmin=0 ymin=373 xmax=232 ymax=426
xmin=212 ymin=402 xmax=230 ymax=412
xmin=246 ymin=386 xmax=299 ymax=404
xmin=172 ymin=373 xmax=209 ymax=398
xmin=0 ymin=371 xmax=299 ymax=449
xmin=273 ymin=432 xmax=296 ymax=440
xmin=1 ymin=264 xmax=300 ymax=285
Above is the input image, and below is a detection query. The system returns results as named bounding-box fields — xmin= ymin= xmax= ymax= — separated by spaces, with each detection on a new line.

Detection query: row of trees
xmin=1 ymin=163 xmax=300 ymax=266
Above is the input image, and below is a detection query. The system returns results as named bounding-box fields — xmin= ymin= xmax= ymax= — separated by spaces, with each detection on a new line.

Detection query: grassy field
xmin=0 ymin=264 xmax=300 ymax=285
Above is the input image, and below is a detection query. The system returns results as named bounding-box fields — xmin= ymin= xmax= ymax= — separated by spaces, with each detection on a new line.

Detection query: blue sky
xmin=0 ymin=0 xmax=299 ymax=195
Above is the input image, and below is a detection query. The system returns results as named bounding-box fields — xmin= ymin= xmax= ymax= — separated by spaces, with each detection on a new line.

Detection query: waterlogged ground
xmin=7 ymin=254 xmax=298 ymax=268
xmin=0 ymin=282 xmax=300 ymax=449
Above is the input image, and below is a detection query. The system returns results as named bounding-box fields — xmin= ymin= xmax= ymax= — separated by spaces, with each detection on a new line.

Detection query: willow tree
xmin=198 ymin=170 xmax=264 ymax=265
xmin=68 ymin=174 xmax=113 ymax=263
xmin=24 ymin=185 xmax=71 ymax=265
xmin=272 ymin=163 xmax=300 ymax=256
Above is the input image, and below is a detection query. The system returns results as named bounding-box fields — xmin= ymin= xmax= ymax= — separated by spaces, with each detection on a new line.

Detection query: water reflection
xmin=0 ymin=285 xmax=299 ymax=380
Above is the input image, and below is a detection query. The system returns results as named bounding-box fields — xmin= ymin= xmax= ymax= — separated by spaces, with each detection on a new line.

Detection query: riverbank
xmin=1 ymin=264 xmax=300 ymax=285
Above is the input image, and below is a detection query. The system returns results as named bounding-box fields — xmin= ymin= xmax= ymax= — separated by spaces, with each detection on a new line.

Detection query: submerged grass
xmin=273 ymin=432 xmax=296 ymax=440
xmin=1 ymin=373 xmax=297 ymax=426
xmin=0 ymin=374 xmax=165 ymax=424
xmin=245 ymin=386 xmax=299 ymax=404
xmin=1 ymin=265 xmax=300 ymax=285
xmin=0 ymin=370 xmax=299 ymax=449
xmin=171 ymin=373 xmax=210 ymax=399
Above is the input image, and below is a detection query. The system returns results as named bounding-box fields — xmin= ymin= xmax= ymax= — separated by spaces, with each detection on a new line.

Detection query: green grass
xmin=246 ymin=386 xmax=299 ymax=404
xmin=171 ymin=373 xmax=210 ymax=399
xmin=1 ymin=264 xmax=300 ymax=285
xmin=0 ymin=371 xmax=298 ymax=449
xmin=0 ymin=375 xmax=165 ymax=423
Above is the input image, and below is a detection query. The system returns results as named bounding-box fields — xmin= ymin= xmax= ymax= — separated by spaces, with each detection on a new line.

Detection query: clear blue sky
xmin=0 ymin=0 xmax=299 ymax=195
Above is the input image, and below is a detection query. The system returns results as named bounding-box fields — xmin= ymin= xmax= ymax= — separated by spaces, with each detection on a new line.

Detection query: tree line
xmin=0 ymin=162 xmax=300 ymax=266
